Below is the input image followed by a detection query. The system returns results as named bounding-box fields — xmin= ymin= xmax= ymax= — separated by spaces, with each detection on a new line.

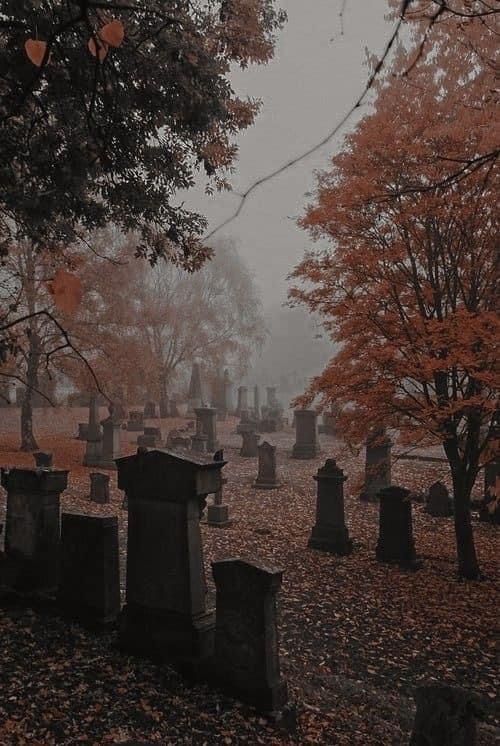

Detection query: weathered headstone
xmin=169 ymin=397 xmax=180 ymax=418
xmin=376 ymin=485 xmax=421 ymax=569
xmin=187 ymin=362 xmax=203 ymax=414
xmin=253 ymin=385 xmax=261 ymax=421
xmin=126 ymin=410 xmax=144 ymax=432
xmin=479 ymin=457 xmax=500 ymax=524
xmin=236 ymin=386 xmax=249 ymax=417
xmin=266 ymin=386 xmax=278 ymax=410
xmin=116 ymin=449 xmax=226 ymax=663
xmin=137 ymin=426 xmax=162 ymax=448
xmin=190 ymin=417 xmax=208 ymax=453
xmin=194 ymin=406 xmax=218 ymax=452
xmin=253 ymin=441 xmax=281 ymax=489
xmin=425 ymin=481 xmax=453 ymax=517
xmin=159 ymin=397 xmax=169 ymax=418
xmin=33 ymin=451 xmax=53 ymax=468
xmin=144 ymin=400 xmax=158 ymax=419
xmin=240 ymin=429 xmax=260 ymax=457
xmin=410 ymin=684 xmax=481 ymax=746
xmin=207 ymin=450 xmax=231 ymax=528
xmin=58 ymin=514 xmax=120 ymax=626
xmin=360 ymin=428 xmax=392 ymax=501
xmin=90 ymin=472 xmax=110 ymax=504
xmin=212 ymin=558 xmax=288 ymax=712
xmin=77 ymin=422 xmax=89 ymax=440
xmin=96 ymin=414 xmax=121 ymax=469
xmin=318 ymin=410 xmax=337 ymax=436
xmin=0 ymin=467 xmax=68 ymax=593
xmin=83 ymin=394 xmax=102 ymax=467
xmin=292 ymin=410 xmax=320 ymax=459
xmin=308 ymin=459 xmax=352 ymax=555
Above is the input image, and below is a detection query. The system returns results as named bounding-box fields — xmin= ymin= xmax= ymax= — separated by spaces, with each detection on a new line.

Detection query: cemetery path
xmin=0 ymin=408 xmax=498 ymax=745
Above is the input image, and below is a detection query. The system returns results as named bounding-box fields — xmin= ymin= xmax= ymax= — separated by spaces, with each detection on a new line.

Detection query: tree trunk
xmin=451 ymin=475 xmax=481 ymax=580
xmin=20 ymin=330 xmax=40 ymax=452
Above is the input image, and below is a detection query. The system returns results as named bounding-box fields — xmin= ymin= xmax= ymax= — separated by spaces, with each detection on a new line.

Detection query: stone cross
xmin=58 ymin=514 xmax=120 ymax=626
xmin=116 ymin=448 xmax=226 ymax=663
xmin=410 ymin=684 xmax=481 ymax=746
xmin=253 ymin=441 xmax=281 ymax=489
xmin=360 ymin=427 xmax=392 ymax=500
xmin=90 ymin=472 xmax=110 ymax=504
xmin=376 ymin=485 xmax=421 ymax=569
xmin=308 ymin=459 xmax=353 ymax=555
xmin=292 ymin=409 xmax=320 ymax=459
xmin=0 ymin=467 xmax=68 ymax=593
xmin=194 ymin=406 xmax=218 ymax=452
xmin=212 ymin=558 xmax=288 ymax=712
xmin=425 ymin=481 xmax=453 ymax=517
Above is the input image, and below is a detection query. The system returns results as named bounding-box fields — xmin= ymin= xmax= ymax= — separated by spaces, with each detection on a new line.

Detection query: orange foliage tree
xmin=290 ymin=22 xmax=499 ymax=580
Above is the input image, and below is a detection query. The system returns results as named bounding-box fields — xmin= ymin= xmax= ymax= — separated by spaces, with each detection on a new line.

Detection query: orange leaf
xmin=48 ymin=270 xmax=83 ymax=314
xmin=88 ymin=36 xmax=108 ymax=62
xmin=99 ymin=19 xmax=125 ymax=48
xmin=25 ymin=39 xmax=49 ymax=67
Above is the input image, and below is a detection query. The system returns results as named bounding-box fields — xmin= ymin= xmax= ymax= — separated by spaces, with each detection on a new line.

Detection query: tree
xmin=61 ymin=234 xmax=265 ymax=410
xmin=289 ymin=20 xmax=499 ymax=580
xmin=0 ymin=1 xmax=286 ymax=266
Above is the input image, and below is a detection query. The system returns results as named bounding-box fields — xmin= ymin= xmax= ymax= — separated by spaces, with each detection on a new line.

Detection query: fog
xmin=183 ymin=0 xmax=392 ymax=389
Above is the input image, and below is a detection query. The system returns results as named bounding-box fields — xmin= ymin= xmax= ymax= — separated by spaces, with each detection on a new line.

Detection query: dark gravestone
xmin=144 ymin=401 xmax=158 ymax=419
xmin=190 ymin=418 xmax=208 ymax=453
xmin=207 ymin=450 xmax=231 ymax=528
xmin=253 ymin=441 xmax=281 ymax=490
xmin=116 ymin=449 xmax=226 ymax=664
xmin=33 ymin=451 xmax=53 ymax=468
xmin=127 ymin=410 xmax=144 ymax=432
xmin=318 ymin=410 xmax=336 ymax=436
xmin=187 ymin=362 xmax=203 ymax=413
xmin=137 ymin=427 xmax=162 ymax=448
xmin=376 ymin=486 xmax=421 ymax=570
xmin=479 ymin=457 xmax=499 ymax=524
xmin=240 ymin=430 xmax=260 ymax=457
xmin=292 ymin=410 xmax=320 ymax=459
xmin=58 ymin=514 xmax=120 ymax=626
xmin=360 ymin=428 xmax=392 ymax=501
xmin=90 ymin=472 xmax=110 ymax=504
xmin=194 ymin=406 xmax=218 ymax=453
xmin=236 ymin=386 xmax=249 ymax=417
xmin=96 ymin=415 xmax=121 ymax=469
xmin=77 ymin=423 xmax=89 ymax=440
xmin=308 ymin=459 xmax=352 ymax=555
xmin=169 ymin=398 xmax=180 ymax=418
xmin=425 ymin=481 xmax=453 ymax=517
xmin=0 ymin=468 xmax=68 ymax=593
xmin=410 ymin=684 xmax=481 ymax=746
xmin=83 ymin=394 xmax=103 ymax=467
xmin=159 ymin=397 xmax=169 ymax=418
xmin=212 ymin=558 xmax=288 ymax=713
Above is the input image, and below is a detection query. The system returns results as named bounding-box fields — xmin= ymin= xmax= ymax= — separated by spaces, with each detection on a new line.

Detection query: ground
xmin=0 ymin=407 xmax=498 ymax=745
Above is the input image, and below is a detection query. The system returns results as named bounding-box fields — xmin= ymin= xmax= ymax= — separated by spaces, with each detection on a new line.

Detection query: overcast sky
xmin=185 ymin=0 xmax=393 ymax=311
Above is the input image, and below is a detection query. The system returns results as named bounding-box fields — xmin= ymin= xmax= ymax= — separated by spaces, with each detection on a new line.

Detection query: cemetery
xmin=0 ymin=403 xmax=498 ymax=744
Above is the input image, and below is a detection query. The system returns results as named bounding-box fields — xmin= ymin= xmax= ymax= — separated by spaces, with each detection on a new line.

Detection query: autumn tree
xmin=290 ymin=22 xmax=499 ymax=580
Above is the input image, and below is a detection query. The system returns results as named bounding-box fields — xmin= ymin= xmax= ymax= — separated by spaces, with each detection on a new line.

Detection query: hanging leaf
xmin=48 ymin=269 xmax=83 ymax=314
xmin=88 ymin=37 xmax=108 ymax=62
xmin=24 ymin=39 xmax=49 ymax=67
xmin=99 ymin=19 xmax=125 ymax=48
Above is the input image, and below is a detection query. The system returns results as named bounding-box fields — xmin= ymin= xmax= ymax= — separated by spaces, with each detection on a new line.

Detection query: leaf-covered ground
xmin=0 ymin=407 xmax=498 ymax=745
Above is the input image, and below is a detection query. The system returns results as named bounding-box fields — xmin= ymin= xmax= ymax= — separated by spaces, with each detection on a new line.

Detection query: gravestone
xmin=33 ymin=451 xmax=53 ymax=468
xmin=253 ymin=385 xmax=261 ymax=421
xmin=168 ymin=433 xmax=191 ymax=450
xmin=190 ymin=418 xmax=208 ymax=453
xmin=479 ymin=457 xmax=500 ymax=524
xmin=116 ymin=448 xmax=226 ymax=664
xmin=236 ymin=386 xmax=248 ymax=417
xmin=212 ymin=558 xmax=288 ymax=712
xmin=360 ymin=428 xmax=392 ymax=501
xmin=0 ymin=467 xmax=68 ymax=593
xmin=127 ymin=410 xmax=144 ymax=432
xmin=266 ymin=387 xmax=278 ymax=410
xmin=240 ymin=429 xmax=260 ymax=457
xmin=90 ymin=472 xmax=110 ymax=504
xmin=425 ymin=481 xmax=453 ymax=517
xmin=58 ymin=514 xmax=120 ymax=626
xmin=410 ymin=684 xmax=481 ymax=746
xmin=96 ymin=414 xmax=121 ymax=469
xmin=144 ymin=400 xmax=158 ymax=419
xmin=308 ymin=459 xmax=352 ymax=555
xmin=207 ymin=450 xmax=231 ymax=528
xmin=318 ymin=410 xmax=336 ymax=436
xmin=376 ymin=485 xmax=421 ymax=569
xmin=253 ymin=441 xmax=281 ymax=489
xmin=159 ymin=397 xmax=169 ymax=418
xmin=83 ymin=394 xmax=103 ymax=467
xmin=77 ymin=423 xmax=89 ymax=440
xmin=194 ymin=406 xmax=218 ymax=452
xmin=137 ymin=426 xmax=162 ymax=448
xmin=187 ymin=362 xmax=203 ymax=414
xmin=169 ymin=397 xmax=179 ymax=418
xmin=292 ymin=409 xmax=320 ymax=459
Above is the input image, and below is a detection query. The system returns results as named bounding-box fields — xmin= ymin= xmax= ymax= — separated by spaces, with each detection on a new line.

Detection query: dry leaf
xmin=99 ymin=19 xmax=125 ymax=48
xmin=25 ymin=39 xmax=49 ymax=67
xmin=88 ymin=36 xmax=109 ymax=62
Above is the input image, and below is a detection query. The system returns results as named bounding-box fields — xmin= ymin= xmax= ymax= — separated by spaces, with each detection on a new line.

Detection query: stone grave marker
xmin=308 ymin=459 xmax=353 ymax=555
xmin=77 ymin=423 xmax=89 ymax=440
xmin=58 ymin=513 xmax=120 ymax=626
xmin=236 ymin=386 xmax=248 ymax=417
xmin=144 ymin=400 xmax=158 ymax=418
xmin=96 ymin=413 xmax=121 ymax=469
xmin=137 ymin=426 xmax=162 ymax=448
xmin=33 ymin=451 xmax=53 ymax=468
xmin=127 ymin=410 xmax=144 ymax=432
xmin=89 ymin=472 xmax=110 ymax=504
xmin=360 ymin=427 xmax=392 ymax=501
xmin=410 ymin=684 xmax=481 ymax=746
xmin=83 ymin=394 xmax=102 ymax=467
xmin=425 ymin=481 xmax=453 ymax=517
xmin=187 ymin=362 xmax=203 ymax=414
xmin=194 ymin=406 xmax=218 ymax=453
xmin=253 ymin=385 xmax=261 ymax=421
xmin=376 ymin=485 xmax=421 ymax=570
xmin=253 ymin=441 xmax=281 ymax=490
xmin=292 ymin=409 xmax=320 ymax=459
xmin=212 ymin=557 xmax=288 ymax=712
xmin=240 ymin=429 xmax=260 ymax=457
xmin=207 ymin=450 xmax=231 ymax=528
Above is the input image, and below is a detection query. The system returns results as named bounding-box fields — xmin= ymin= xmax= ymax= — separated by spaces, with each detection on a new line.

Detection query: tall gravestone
xmin=194 ymin=406 xmax=218 ymax=453
xmin=236 ymin=386 xmax=248 ymax=417
xmin=144 ymin=400 xmax=158 ymax=419
xmin=360 ymin=427 xmax=392 ymax=501
xmin=169 ymin=397 xmax=180 ymax=418
xmin=308 ymin=459 xmax=352 ymax=555
xmin=0 ymin=467 xmax=68 ymax=593
xmin=97 ymin=412 xmax=121 ymax=469
xmin=83 ymin=394 xmax=102 ymax=467
xmin=253 ymin=441 xmax=281 ymax=489
xmin=58 ymin=514 xmax=120 ymax=626
xmin=187 ymin=362 xmax=203 ymax=414
xmin=207 ymin=450 xmax=231 ymax=528
xmin=212 ymin=558 xmax=288 ymax=712
xmin=376 ymin=485 xmax=421 ymax=569
xmin=116 ymin=449 xmax=226 ymax=664
xmin=410 ymin=684 xmax=480 ymax=746
xmin=191 ymin=417 xmax=208 ymax=453
xmin=292 ymin=409 xmax=320 ymax=459
xmin=253 ymin=385 xmax=261 ymax=421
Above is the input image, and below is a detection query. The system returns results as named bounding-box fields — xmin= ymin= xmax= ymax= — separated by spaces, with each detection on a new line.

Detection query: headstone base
xmin=212 ymin=672 xmax=288 ymax=714
xmin=207 ymin=504 xmax=232 ymax=528
xmin=375 ymin=546 xmax=423 ymax=571
xmin=118 ymin=603 xmax=215 ymax=664
xmin=308 ymin=525 xmax=353 ymax=555
xmin=253 ymin=479 xmax=282 ymax=490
